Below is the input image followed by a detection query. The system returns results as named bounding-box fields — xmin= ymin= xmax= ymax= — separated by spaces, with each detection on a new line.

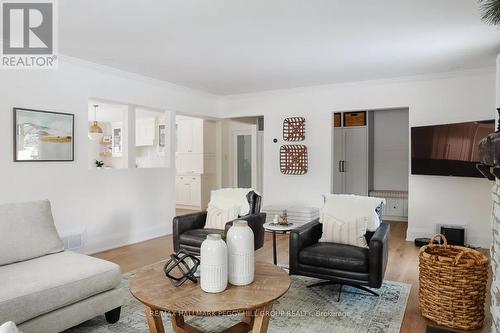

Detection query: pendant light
xmin=88 ymin=104 xmax=104 ymax=141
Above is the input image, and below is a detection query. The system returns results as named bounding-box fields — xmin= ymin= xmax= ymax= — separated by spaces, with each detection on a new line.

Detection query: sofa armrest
xmin=368 ymin=222 xmax=390 ymax=288
xmin=224 ymin=213 xmax=266 ymax=251
xmin=172 ymin=211 xmax=208 ymax=252
xmin=289 ymin=219 xmax=323 ymax=274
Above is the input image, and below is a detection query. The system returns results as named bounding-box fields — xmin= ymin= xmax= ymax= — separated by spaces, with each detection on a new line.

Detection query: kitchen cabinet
xmin=136 ymin=118 xmax=155 ymax=146
xmin=175 ymin=174 xmax=215 ymax=210
xmin=176 ymin=118 xmax=215 ymax=154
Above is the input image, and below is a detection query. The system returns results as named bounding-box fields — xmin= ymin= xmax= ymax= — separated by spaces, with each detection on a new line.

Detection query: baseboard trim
xmin=406 ymin=227 xmax=491 ymax=249
xmin=84 ymin=223 xmax=172 ymax=255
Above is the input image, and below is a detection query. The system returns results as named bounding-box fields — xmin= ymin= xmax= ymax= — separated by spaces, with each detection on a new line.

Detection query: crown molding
xmin=223 ymin=66 xmax=497 ymax=100
xmin=58 ymin=54 xmax=218 ymax=99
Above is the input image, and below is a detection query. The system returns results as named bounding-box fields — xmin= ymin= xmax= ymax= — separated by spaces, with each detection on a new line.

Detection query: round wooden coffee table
xmin=129 ymin=261 xmax=291 ymax=333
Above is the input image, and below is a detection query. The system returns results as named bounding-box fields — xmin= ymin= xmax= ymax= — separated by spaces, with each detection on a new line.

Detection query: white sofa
xmin=0 ymin=200 xmax=124 ymax=333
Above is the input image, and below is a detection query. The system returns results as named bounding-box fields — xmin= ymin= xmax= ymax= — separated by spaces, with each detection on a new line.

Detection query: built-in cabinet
xmin=333 ymin=126 xmax=369 ymax=195
xmin=175 ymin=116 xmax=217 ymax=210
xmin=332 ymin=110 xmax=408 ymax=220
xmin=136 ymin=118 xmax=155 ymax=146
xmin=175 ymin=174 xmax=215 ymax=209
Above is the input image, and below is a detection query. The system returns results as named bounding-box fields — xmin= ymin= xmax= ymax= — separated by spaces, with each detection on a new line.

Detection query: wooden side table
xmin=263 ymin=223 xmax=296 ymax=265
xmin=130 ymin=261 xmax=291 ymax=333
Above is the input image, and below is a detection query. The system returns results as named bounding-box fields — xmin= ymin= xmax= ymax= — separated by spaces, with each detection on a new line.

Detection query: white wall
xmin=0 ymin=56 xmax=218 ymax=254
xmin=372 ymin=108 xmax=409 ymax=191
xmin=219 ymin=69 xmax=496 ymax=247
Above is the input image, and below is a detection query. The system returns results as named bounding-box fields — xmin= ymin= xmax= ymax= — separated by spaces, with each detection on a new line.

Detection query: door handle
xmin=341 ymin=160 xmax=345 ymax=172
xmin=339 ymin=161 xmax=342 ymax=172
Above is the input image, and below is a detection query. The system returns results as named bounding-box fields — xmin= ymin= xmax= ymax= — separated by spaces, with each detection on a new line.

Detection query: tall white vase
xmin=227 ymin=220 xmax=255 ymax=286
xmin=200 ymin=234 xmax=228 ymax=293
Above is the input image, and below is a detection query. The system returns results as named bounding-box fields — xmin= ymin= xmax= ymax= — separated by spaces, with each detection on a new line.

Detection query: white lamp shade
xmin=88 ymin=132 xmax=104 ymax=141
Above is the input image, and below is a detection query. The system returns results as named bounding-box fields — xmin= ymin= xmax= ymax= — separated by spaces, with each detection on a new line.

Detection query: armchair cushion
xmin=298 ymin=243 xmax=369 ymax=273
xmin=178 ymin=228 xmax=225 ymax=248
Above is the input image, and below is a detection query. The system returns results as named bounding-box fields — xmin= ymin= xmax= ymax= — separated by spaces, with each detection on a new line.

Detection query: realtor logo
xmin=1 ymin=0 xmax=57 ymax=68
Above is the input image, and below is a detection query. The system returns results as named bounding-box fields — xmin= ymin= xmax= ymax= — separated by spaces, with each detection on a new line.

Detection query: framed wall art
xmin=14 ymin=108 xmax=74 ymax=162
xmin=280 ymin=144 xmax=308 ymax=175
xmin=283 ymin=117 xmax=305 ymax=141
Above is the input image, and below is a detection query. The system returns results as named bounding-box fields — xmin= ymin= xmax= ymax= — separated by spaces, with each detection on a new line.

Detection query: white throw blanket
xmin=321 ymin=194 xmax=386 ymax=232
xmin=0 ymin=322 xmax=20 ymax=333
xmin=208 ymin=188 xmax=255 ymax=216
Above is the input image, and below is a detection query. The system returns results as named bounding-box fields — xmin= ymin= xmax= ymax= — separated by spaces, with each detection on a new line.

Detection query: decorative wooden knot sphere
xmin=163 ymin=250 xmax=200 ymax=287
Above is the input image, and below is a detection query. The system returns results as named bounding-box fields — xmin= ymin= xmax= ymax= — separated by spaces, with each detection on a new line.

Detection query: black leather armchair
xmin=173 ymin=191 xmax=266 ymax=256
xmin=289 ymin=218 xmax=390 ymax=300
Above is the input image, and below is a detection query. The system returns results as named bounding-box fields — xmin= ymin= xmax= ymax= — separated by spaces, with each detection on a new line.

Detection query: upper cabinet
xmin=136 ymin=118 xmax=155 ymax=147
xmin=176 ymin=118 xmax=216 ymax=154
xmin=176 ymin=117 xmax=216 ymax=174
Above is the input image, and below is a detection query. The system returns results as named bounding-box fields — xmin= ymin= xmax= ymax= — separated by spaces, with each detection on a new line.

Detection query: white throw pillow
xmin=0 ymin=322 xmax=21 ymax=333
xmin=321 ymin=194 xmax=385 ymax=231
xmin=319 ymin=214 xmax=368 ymax=248
xmin=205 ymin=205 xmax=240 ymax=230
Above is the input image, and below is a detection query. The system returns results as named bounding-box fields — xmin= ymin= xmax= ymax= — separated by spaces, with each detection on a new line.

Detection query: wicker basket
xmin=419 ymin=234 xmax=489 ymax=330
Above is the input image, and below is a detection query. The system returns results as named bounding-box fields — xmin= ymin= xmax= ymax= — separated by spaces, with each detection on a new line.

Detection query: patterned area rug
xmin=66 ymin=271 xmax=410 ymax=333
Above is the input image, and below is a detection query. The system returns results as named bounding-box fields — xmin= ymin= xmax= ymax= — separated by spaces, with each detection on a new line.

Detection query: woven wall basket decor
xmin=283 ymin=117 xmax=305 ymax=141
xmin=280 ymin=145 xmax=308 ymax=175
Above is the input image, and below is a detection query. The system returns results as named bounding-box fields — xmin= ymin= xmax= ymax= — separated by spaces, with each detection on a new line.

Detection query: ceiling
xmin=61 ymin=1 xmax=500 ymax=95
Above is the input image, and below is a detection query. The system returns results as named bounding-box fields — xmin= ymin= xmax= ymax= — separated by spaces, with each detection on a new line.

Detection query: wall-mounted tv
xmin=411 ymin=120 xmax=495 ymax=178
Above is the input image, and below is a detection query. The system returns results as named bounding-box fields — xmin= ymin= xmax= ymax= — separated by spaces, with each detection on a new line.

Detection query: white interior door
xmin=232 ymin=128 xmax=257 ymax=189
xmin=344 ymin=127 xmax=368 ymax=195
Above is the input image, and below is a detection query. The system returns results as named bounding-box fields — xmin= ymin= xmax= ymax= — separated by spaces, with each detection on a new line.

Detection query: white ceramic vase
xmin=200 ymin=234 xmax=228 ymax=293
xmin=227 ymin=220 xmax=255 ymax=286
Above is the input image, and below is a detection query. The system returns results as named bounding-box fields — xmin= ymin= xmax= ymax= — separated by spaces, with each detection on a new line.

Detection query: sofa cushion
xmin=0 ymin=251 xmax=121 ymax=325
xmin=180 ymin=228 xmax=225 ymax=248
xmin=298 ymin=242 xmax=369 ymax=273
xmin=0 ymin=200 xmax=64 ymax=266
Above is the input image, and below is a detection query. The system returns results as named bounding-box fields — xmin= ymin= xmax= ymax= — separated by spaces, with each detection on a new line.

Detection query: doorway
xmin=233 ymin=131 xmax=254 ymax=188
xmin=221 ymin=116 xmax=263 ymax=193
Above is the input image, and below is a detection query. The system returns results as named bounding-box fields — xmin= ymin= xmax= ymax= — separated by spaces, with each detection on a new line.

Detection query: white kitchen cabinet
xmin=176 ymin=118 xmax=216 ymax=154
xmin=175 ymin=174 xmax=215 ymax=210
xmin=136 ymin=118 xmax=155 ymax=146
xmin=175 ymin=116 xmax=217 ymax=210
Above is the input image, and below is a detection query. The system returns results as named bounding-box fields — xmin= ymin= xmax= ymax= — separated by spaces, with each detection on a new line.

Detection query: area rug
xmin=65 ymin=271 xmax=410 ymax=333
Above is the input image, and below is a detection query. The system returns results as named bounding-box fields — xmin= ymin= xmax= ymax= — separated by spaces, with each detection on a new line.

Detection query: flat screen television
xmin=411 ymin=119 xmax=495 ymax=178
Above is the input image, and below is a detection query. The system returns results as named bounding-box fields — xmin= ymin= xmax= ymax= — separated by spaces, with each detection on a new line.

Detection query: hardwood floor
xmin=93 ymin=220 xmax=491 ymax=333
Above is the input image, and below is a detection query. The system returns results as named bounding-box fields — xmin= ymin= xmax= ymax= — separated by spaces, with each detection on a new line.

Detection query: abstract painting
xmin=14 ymin=108 xmax=74 ymax=161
